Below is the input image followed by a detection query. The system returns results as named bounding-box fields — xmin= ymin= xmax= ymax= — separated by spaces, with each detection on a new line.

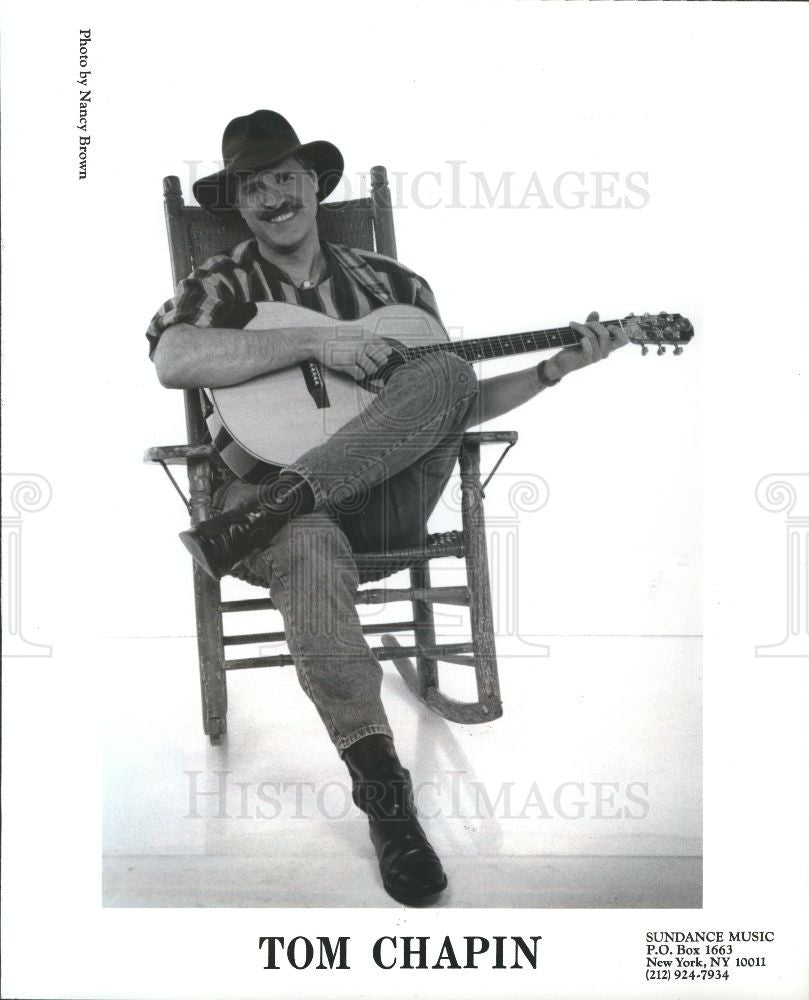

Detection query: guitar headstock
xmin=620 ymin=312 xmax=694 ymax=356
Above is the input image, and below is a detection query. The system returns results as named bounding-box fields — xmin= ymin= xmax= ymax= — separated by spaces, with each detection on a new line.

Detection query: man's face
xmin=235 ymin=155 xmax=319 ymax=252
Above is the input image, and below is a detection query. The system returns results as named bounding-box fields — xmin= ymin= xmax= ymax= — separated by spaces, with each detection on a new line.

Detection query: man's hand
xmin=314 ymin=328 xmax=396 ymax=382
xmin=544 ymin=311 xmax=629 ymax=381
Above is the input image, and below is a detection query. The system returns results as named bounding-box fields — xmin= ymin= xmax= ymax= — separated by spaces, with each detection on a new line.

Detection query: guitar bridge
xmin=300 ymin=359 xmax=330 ymax=408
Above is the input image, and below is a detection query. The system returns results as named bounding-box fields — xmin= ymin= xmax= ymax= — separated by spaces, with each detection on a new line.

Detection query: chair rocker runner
xmin=145 ymin=167 xmax=519 ymax=745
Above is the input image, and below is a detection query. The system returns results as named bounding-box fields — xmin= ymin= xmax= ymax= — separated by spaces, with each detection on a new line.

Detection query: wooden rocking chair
xmin=145 ymin=167 xmax=518 ymax=745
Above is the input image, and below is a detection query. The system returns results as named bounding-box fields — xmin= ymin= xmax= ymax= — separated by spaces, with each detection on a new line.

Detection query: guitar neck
xmin=403 ymin=321 xmax=621 ymax=363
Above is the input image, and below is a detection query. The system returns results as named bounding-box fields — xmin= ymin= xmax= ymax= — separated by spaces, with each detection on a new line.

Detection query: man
xmin=147 ymin=110 xmax=627 ymax=906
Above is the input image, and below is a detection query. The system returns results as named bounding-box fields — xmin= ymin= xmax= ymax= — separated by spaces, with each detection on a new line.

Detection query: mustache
xmin=258 ymin=203 xmax=300 ymax=220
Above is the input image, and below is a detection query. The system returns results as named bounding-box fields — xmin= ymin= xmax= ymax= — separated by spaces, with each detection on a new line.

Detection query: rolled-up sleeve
xmin=146 ymin=265 xmax=238 ymax=359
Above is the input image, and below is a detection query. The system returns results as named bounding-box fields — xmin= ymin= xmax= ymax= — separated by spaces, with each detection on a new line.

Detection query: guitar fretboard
xmin=402 ymin=322 xmax=621 ymax=363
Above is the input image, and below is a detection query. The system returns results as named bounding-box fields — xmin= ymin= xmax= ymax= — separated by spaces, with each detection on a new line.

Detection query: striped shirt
xmin=146 ymin=239 xmax=441 ymax=358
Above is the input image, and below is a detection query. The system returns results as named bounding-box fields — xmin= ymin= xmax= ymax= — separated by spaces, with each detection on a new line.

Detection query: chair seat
xmin=227 ymin=529 xmax=466 ymax=588
xmin=355 ymin=530 xmax=465 ymax=582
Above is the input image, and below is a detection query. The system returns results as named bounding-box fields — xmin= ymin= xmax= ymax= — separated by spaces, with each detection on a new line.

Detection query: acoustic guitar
xmin=206 ymin=303 xmax=694 ymax=482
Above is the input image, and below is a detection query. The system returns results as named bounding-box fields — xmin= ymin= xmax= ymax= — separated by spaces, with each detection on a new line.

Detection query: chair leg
xmin=185 ymin=453 xmax=227 ymax=744
xmin=192 ymin=564 xmax=228 ymax=744
xmin=409 ymin=561 xmax=439 ymax=697
xmin=460 ymin=440 xmax=503 ymax=721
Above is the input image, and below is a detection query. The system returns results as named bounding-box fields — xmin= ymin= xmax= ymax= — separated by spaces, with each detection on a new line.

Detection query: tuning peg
xmin=673 ymin=345 xmax=683 ymax=355
xmin=657 ymin=344 xmax=666 ymax=356
xmin=641 ymin=344 xmax=649 ymax=356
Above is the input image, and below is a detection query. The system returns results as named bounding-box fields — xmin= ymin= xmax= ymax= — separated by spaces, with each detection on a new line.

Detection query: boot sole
xmin=179 ymin=530 xmax=224 ymax=581
xmin=383 ymin=873 xmax=448 ymax=907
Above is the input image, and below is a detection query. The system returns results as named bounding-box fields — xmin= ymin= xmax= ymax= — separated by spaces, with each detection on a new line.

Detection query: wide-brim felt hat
xmin=193 ymin=110 xmax=344 ymax=212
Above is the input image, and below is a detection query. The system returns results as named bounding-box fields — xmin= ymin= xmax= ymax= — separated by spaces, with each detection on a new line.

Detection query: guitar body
xmin=207 ymin=302 xmax=449 ymax=477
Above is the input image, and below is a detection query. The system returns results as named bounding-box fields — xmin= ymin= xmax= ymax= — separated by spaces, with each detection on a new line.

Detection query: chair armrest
xmin=461 ymin=431 xmax=519 ymax=446
xmin=459 ymin=431 xmax=518 ymax=491
xmin=144 ymin=435 xmax=516 ymax=467
xmin=143 ymin=444 xmax=223 ymax=465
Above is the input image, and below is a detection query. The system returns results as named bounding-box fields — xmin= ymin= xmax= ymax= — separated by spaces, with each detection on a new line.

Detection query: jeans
xmin=213 ymin=352 xmax=479 ymax=753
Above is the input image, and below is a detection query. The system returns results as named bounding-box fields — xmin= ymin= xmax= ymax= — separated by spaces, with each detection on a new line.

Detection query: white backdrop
xmin=2 ymin=1 xmax=808 ymax=998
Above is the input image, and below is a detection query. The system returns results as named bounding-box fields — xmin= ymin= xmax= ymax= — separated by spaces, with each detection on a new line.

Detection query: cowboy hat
xmin=192 ymin=110 xmax=344 ymax=212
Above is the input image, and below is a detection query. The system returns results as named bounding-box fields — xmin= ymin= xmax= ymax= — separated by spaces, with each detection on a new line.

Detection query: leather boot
xmin=179 ymin=474 xmax=315 ymax=581
xmin=342 ymin=734 xmax=447 ymax=905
